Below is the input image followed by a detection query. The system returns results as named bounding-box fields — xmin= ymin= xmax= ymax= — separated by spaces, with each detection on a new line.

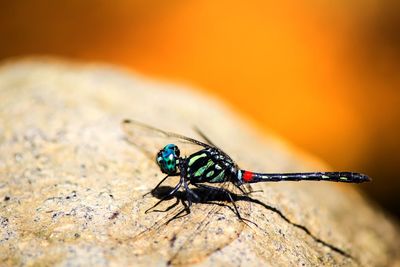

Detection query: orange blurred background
xmin=1 ymin=1 xmax=399 ymax=217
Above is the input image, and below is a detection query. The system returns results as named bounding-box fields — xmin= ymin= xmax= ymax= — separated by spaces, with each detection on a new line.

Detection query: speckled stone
xmin=0 ymin=58 xmax=399 ymax=267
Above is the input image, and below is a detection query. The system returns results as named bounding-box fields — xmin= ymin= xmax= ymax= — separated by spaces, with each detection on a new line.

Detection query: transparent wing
xmin=122 ymin=119 xmax=213 ymax=162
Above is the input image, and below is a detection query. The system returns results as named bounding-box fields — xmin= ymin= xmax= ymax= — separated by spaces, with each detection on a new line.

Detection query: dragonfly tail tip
xmin=357 ymin=173 xmax=371 ymax=183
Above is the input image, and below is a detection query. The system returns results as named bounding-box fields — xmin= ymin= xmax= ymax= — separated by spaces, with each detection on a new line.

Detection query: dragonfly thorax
xmin=184 ymin=148 xmax=238 ymax=184
xmin=156 ymin=144 xmax=181 ymax=175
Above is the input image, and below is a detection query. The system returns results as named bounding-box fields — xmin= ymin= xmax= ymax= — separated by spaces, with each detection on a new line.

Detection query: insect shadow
xmin=148 ymin=185 xmax=355 ymax=260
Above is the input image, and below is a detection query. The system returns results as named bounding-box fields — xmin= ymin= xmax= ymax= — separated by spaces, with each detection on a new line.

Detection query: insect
xmin=121 ymin=119 xmax=371 ymax=264
xmin=122 ymin=119 xmax=370 ymax=221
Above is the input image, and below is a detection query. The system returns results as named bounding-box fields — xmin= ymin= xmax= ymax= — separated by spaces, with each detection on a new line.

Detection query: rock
xmin=0 ymin=58 xmax=399 ymax=266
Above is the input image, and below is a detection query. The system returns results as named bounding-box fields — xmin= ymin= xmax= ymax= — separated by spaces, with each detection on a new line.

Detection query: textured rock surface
xmin=0 ymin=58 xmax=399 ymax=266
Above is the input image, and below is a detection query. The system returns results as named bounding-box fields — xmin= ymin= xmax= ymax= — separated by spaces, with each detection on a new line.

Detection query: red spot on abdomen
xmin=242 ymin=171 xmax=254 ymax=182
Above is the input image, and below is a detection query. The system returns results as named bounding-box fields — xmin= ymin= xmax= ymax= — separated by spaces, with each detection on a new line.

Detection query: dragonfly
xmin=122 ymin=119 xmax=370 ymax=220
xmin=121 ymin=119 xmax=370 ymax=264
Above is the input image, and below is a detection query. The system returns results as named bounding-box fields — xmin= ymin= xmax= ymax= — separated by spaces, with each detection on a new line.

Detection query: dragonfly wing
xmin=122 ymin=119 xmax=212 ymax=162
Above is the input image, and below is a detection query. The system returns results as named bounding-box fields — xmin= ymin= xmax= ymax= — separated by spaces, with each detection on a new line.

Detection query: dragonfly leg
xmin=233 ymin=183 xmax=249 ymax=195
xmin=145 ymin=177 xmax=183 ymax=213
xmin=183 ymin=178 xmax=193 ymax=208
xmin=143 ymin=173 xmax=179 ymax=197
xmin=224 ymin=191 xmax=258 ymax=227
xmin=232 ymin=182 xmax=263 ymax=195
xmin=193 ymin=184 xmax=258 ymax=227
xmin=183 ymin=179 xmax=200 ymax=208
xmin=166 ymin=199 xmax=191 ymax=224
xmin=152 ymin=197 xmax=180 ymax=213
xmin=192 ymin=184 xmax=243 ymax=218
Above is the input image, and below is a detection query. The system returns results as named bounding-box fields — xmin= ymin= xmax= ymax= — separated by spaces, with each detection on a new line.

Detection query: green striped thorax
xmin=156 ymin=144 xmax=180 ymax=175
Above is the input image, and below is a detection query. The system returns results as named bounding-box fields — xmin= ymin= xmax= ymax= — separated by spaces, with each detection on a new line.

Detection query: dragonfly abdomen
xmin=238 ymin=170 xmax=370 ymax=183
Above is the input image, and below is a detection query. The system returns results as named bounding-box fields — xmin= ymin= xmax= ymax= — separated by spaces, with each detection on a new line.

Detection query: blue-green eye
xmin=156 ymin=144 xmax=180 ymax=174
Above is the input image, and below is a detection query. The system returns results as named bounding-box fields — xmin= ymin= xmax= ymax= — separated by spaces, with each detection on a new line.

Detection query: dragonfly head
xmin=156 ymin=144 xmax=180 ymax=174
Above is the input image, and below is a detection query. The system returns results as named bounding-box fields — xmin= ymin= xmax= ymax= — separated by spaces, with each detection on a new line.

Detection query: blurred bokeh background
xmin=0 ymin=1 xmax=399 ymax=218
